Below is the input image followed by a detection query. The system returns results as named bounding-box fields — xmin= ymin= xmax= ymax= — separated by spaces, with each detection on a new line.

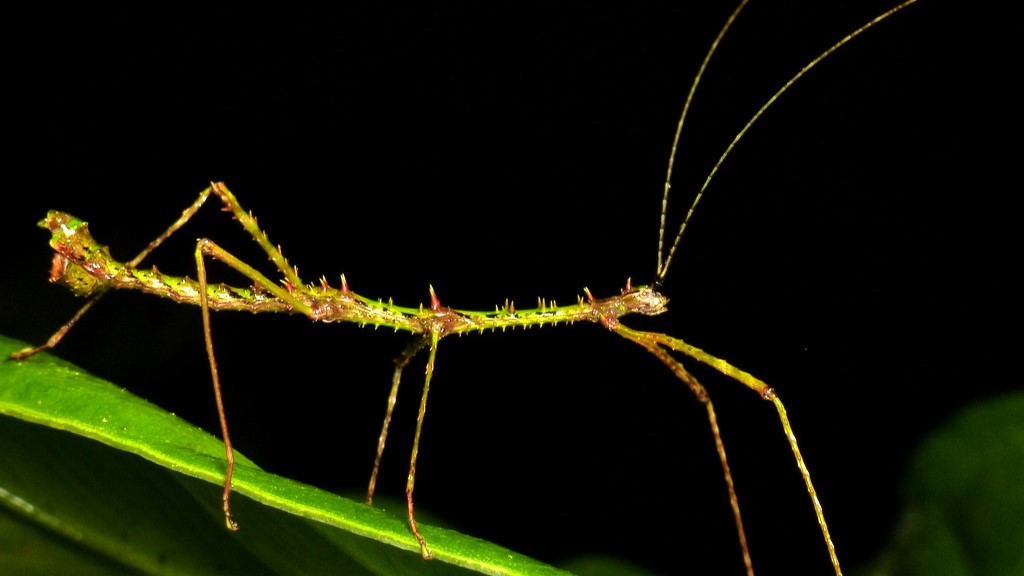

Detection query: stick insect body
xmin=14 ymin=0 xmax=924 ymax=573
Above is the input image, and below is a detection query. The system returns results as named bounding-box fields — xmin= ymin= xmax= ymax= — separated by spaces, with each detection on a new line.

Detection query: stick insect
xmin=12 ymin=0 xmax=925 ymax=573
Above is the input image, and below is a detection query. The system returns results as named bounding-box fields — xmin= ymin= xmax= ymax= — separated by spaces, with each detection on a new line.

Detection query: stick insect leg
xmin=10 ymin=297 xmax=102 ymax=360
xmin=192 ymin=237 xmax=319 ymax=530
xmin=207 ymin=182 xmax=303 ymax=289
xmin=367 ymin=337 xmax=429 ymax=505
xmin=195 ymin=241 xmax=238 ymax=530
xmin=616 ymin=328 xmax=754 ymax=576
xmin=615 ymin=324 xmax=842 ymax=576
xmin=11 ymin=187 xmax=215 ymax=360
xmin=405 ymin=330 xmax=442 ymax=559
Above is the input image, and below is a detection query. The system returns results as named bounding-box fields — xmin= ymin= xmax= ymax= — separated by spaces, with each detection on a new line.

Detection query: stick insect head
xmin=620 ymin=284 xmax=670 ymax=317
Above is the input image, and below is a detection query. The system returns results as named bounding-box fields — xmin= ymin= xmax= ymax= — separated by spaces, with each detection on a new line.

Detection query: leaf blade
xmin=0 ymin=335 xmax=570 ymax=576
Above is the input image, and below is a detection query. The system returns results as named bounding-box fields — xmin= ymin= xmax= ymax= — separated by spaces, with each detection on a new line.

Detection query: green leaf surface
xmin=0 ymin=335 xmax=570 ymax=576
xmin=863 ymin=391 xmax=1024 ymax=576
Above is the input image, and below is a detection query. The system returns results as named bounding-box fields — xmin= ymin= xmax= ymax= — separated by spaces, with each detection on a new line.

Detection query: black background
xmin=3 ymin=1 xmax=1014 ymax=574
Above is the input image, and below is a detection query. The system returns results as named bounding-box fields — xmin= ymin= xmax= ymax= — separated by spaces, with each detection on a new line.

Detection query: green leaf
xmin=861 ymin=391 xmax=1024 ymax=576
xmin=0 ymin=334 xmax=570 ymax=576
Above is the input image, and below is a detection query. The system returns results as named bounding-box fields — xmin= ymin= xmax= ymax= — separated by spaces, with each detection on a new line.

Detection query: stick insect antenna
xmin=656 ymin=0 xmax=751 ymax=279
xmin=657 ymin=0 xmax=921 ymax=282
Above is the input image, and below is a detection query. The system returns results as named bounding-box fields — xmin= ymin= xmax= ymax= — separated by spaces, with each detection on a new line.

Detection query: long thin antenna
xmin=657 ymin=0 xmax=920 ymax=282
xmin=657 ymin=0 xmax=751 ymax=279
